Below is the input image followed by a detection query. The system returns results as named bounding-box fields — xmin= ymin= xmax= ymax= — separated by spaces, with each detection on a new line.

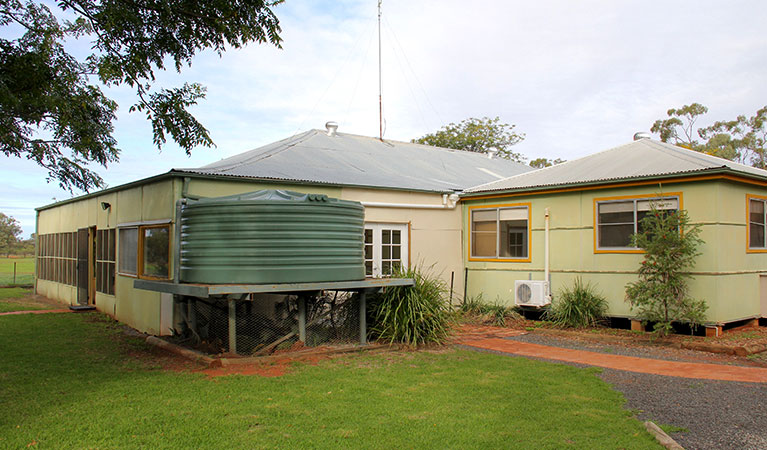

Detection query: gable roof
xmin=175 ymin=129 xmax=532 ymax=193
xmin=464 ymin=138 xmax=767 ymax=195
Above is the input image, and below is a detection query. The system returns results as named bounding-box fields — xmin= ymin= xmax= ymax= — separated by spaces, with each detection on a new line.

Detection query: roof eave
xmin=36 ymin=172 xmax=178 ymax=212
xmin=460 ymin=167 xmax=767 ymax=199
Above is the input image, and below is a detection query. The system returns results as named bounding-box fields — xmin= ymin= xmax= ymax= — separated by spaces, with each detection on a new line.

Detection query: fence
xmin=172 ymin=292 xmax=361 ymax=356
xmin=0 ymin=258 xmax=35 ymax=287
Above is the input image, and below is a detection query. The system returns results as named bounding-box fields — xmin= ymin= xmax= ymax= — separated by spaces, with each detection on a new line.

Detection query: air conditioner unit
xmin=514 ymin=280 xmax=550 ymax=307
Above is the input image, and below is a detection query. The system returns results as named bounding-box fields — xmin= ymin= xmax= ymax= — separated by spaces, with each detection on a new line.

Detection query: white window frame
xmin=595 ymin=196 xmax=679 ymax=251
xmin=364 ymin=223 xmax=409 ymax=278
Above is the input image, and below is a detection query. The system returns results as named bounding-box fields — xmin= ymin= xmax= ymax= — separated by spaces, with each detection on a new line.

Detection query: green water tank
xmin=180 ymin=190 xmax=365 ymax=284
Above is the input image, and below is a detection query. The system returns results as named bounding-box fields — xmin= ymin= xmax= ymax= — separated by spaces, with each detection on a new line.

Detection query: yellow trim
xmin=467 ymin=202 xmax=532 ymax=263
xmin=593 ymin=192 xmax=683 ymax=254
xmin=466 ymin=173 xmax=763 ymax=201
xmin=746 ymin=194 xmax=767 ymax=253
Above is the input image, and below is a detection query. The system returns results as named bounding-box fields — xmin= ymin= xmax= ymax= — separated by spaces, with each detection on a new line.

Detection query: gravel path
xmin=495 ymin=334 xmax=767 ymax=450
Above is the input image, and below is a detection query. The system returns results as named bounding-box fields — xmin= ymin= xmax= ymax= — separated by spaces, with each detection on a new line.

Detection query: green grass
xmin=0 ymin=257 xmax=34 ymax=286
xmin=0 ymin=313 xmax=661 ymax=449
xmin=0 ymin=287 xmax=46 ymax=312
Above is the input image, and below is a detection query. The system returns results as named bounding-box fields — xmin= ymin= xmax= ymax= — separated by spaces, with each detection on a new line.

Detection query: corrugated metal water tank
xmin=180 ymin=190 xmax=365 ymax=284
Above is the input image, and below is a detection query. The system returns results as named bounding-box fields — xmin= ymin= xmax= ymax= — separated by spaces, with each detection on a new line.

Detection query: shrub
xmin=625 ymin=205 xmax=707 ymax=336
xmin=546 ymin=277 xmax=607 ymax=328
xmin=368 ymin=266 xmax=452 ymax=345
xmin=459 ymin=294 xmax=520 ymax=326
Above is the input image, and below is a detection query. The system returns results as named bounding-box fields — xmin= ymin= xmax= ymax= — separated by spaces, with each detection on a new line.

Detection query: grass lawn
xmin=0 ymin=287 xmax=46 ymax=313
xmin=0 ymin=313 xmax=661 ymax=449
xmin=0 ymin=257 xmax=34 ymax=286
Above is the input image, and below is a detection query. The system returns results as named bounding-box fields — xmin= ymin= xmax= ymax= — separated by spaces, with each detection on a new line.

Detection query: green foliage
xmin=368 ymin=266 xmax=452 ymax=345
xmin=412 ymin=116 xmax=525 ymax=162
xmin=650 ymin=103 xmax=767 ymax=169
xmin=651 ymin=103 xmax=708 ymax=149
xmin=625 ymin=204 xmax=707 ymax=336
xmin=0 ymin=213 xmax=22 ymax=257
xmin=546 ymin=277 xmax=607 ymax=328
xmin=1 ymin=1 xmax=283 ymax=192
xmin=0 ymin=312 xmax=659 ymax=448
xmin=459 ymin=294 xmax=520 ymax=326
xmin=529 ymin=157 xmax=565 ymax=169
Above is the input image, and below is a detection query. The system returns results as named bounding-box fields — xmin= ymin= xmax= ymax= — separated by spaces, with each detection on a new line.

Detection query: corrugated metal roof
xmin=465 ymin=138 xmax=767 ymax=194
xmin=175 ymin=129 xmax=532 ymax=192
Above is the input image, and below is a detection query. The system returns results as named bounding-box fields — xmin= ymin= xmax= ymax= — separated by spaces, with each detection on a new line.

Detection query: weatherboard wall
xmin=462 ymin=179 xmax=767 ymax=324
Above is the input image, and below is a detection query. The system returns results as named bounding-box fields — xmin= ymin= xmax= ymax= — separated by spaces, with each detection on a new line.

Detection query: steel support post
xmin=228 ymin=300 xmax=237 ymax=354
xmin=298 ymin=295 xmax=307 ymax=343
xmin=359 ymin=290 xmax=367 ymax=345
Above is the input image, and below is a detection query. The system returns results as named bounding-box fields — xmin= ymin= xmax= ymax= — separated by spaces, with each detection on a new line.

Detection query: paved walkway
xmin=462 ymin=335 xmax=767 ymax=383
xmin=0 ymin=309 xmax=70 ymax=316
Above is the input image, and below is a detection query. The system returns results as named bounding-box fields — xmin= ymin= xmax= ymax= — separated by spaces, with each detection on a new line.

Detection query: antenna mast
xmin=377 ymin=0 xmax=383 ymax=140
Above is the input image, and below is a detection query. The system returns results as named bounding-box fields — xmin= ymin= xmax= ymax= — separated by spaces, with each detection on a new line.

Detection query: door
xmin=760 ymin=275 xmax=767 ymax=318
xmin=364 ymin=223 xmax=409 ymax=277
xmin=76 ymin=228 xmax=89 ymax=305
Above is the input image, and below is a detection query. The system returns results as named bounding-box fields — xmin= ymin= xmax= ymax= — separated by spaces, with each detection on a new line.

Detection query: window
xmin=595 ymin=196 xmax=679 ymax=251
xmin=748 ymin=196 xmax=767 ymax=250
xmin=470 ymin=205 xmax=529 ymax=260
xmin=141 ymin=225 xmax=170 ymax=279
xmin=118 ymin=227 xmax=138 ymax=275
xmin=96 ymin=229 xmax=116 ymax=295
xmin=118 ymin=223 xmax=170 ymax=279
xmin=36 ymin=232 xmax=76 ymax=285
xmin=364 ymin=223 xmax=408 ymax=277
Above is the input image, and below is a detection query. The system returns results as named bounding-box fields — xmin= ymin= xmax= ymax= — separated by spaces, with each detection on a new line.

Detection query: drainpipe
xmin=34 ymin=209 xmax=39 ymax=294
xmin=361 ymin=193 xmax=460 ymax=210
xmin=544 ymin=207 xmax=551 ymax=302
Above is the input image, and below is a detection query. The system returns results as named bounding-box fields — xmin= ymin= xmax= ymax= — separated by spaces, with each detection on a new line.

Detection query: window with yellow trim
xmin=118 ymin=224 xmax=170 ymax=279
xmin=470 ymin=206 xmax=529 ymax=259
xmin=748 ymin=198 xmax=767 ymax=249
xmin=596 ymin=196 xmax=678 ymax=250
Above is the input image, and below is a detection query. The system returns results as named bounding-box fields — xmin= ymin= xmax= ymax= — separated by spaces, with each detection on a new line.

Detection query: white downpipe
xmin=544 ymin=207 xmax=551 ymax=301
xmin=361 ymin=193 xmax=460 ymax=210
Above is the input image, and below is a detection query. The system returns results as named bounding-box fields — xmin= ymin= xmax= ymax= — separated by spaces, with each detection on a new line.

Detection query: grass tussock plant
xmin=459 ymin=294 xmax=521 ymax=326
xmin=368 ymin=265 xmax=452 ymax=346
xmin=546 ymin=277 xmax=608 ymax=328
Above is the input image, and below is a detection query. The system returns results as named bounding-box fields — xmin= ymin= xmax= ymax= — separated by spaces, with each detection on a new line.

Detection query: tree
xmin=625 ymin=203 xmax=707 ymax=336
xmin=701 ymin=107 xmax=767 ymax=169
xmin=0 ymin=213 xmax=22 ymax=257
xmin=412 ymin=116 xmax=525 ymax=162
xmin=650 ymin=103 xmax=708 ymax=149
xmin=1 ymin=1 xmax=283 ymax=192
xmin=529 ymin=157 xmax=565 ymax=169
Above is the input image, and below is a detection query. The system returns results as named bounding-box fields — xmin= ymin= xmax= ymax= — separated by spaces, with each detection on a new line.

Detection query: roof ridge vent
xmin=486 ymin=147 xmax=499 ymax=159
xmin=325 ymin=121 xmax=339 ymax=137
xmin=633 ymin=131 xmax=652 ymax=141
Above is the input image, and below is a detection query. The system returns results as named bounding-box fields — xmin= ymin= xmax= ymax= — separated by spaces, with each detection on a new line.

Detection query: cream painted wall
xmin=36 ymin=179 xmax=176 ymax=334
xmin=37 ymin=176 xmax=468 ymax=335
xmin=463 ymin=179 xmax=767 ymax=324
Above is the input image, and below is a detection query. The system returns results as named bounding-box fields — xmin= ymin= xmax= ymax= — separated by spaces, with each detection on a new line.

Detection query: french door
xmin=364 ymin=223 xmax=409 ymax=277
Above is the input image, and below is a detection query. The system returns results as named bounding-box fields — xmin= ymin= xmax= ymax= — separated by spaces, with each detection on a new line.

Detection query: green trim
xmin=460 ymin=168 xmax=767 ymax=198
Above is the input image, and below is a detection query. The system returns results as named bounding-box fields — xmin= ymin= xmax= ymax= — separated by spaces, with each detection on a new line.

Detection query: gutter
xmin=361 ymin=193 xmax=460 ymax=210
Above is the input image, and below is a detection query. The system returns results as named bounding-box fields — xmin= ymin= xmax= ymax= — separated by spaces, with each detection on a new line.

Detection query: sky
xmin=3 ymin=0 xmax=767 ymax=237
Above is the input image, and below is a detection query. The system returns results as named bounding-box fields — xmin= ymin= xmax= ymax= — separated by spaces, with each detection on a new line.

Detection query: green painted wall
xmin=462 ymin=179 xmax=767 ymax=324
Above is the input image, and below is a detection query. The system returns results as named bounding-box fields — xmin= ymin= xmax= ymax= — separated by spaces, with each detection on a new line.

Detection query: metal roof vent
xmin=486 ymin=147 xmax=499 ymax=159
xmin=325 ymin=121 xmax=338 ymax=137
xmin=633 ymin=132 xmax=651 ymax=141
